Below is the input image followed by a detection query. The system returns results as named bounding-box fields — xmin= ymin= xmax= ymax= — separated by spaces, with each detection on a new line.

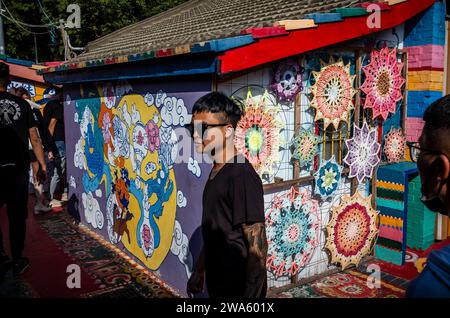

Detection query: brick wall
xmin=403 ymin=1 xmax=446 ymax=142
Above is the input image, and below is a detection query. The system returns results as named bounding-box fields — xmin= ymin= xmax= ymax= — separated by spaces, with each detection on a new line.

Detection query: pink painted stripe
xmin=405 ymin=117 xmax=425 ymax=142
xmin=404 ymin=45 xmax=445 ymax=69
xmin=379 ymin=225 xmax=403 ymax=242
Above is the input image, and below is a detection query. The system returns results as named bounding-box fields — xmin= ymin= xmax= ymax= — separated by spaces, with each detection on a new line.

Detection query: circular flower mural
xmin=360 ymin=47 xmax=405 ymax=121
xmin=344 ymin=122 xmax=381 ymax=183
xmin=291 ymin=128 xmax=320 ymax=168
xmin=314 ymin=155 xmax=343 ymax=199
xmin=310 ymin=57 xmax=357 ymax=130
xmin=266 ymin=187 xmax=321 ymax=277
xmin=325 ymin=191 xmax=379 ymax=270
xmin=271 ymin=59 xmax=303 ymax=102
xmin=384 ymin=127 xmax=406 ymax=163
xmin=234 ymin=91 xmax=282 ymax=176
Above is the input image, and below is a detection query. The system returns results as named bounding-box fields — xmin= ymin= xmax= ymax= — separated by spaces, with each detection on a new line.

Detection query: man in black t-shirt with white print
xmin=0 ymin=62 xmax=47 ymax=278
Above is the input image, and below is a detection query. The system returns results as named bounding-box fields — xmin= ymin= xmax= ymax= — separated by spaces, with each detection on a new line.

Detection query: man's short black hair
xmin=423 ymin=94 xmax=450 ymax=149
xmin=15 ymin=87 xmax=31 ymax=99
xmin=192 ymin=92 xmax=243 ymax=128
xmin=0 ymin=62 xmax=10 ymax=87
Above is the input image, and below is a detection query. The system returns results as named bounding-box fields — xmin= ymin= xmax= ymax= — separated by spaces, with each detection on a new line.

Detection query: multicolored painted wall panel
xmin=64 ymin=78 xmax=211 ymax=295
xmin=404 ymin=2 xmax=446 ymax=142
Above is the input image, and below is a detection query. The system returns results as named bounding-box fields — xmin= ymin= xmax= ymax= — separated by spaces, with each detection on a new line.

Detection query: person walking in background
xmin=0 ymin=62 xmax=47 ymax=277
xmin=15 ymin=87 xmax=53 ymax=214
xmin=43 ymin=87 xmax=67 ymax=208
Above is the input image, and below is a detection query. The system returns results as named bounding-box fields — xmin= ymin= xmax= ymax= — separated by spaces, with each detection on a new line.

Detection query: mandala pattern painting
xmin=360 ymin=47 xmax=405 ymax=121
xmin=234 ymin=90 xmax=282 ymax=176
xmin=266 ymin=187 xmax=321 ymax=277
xmin=344 ymin=122 xmax=381 ymax=183
xmin=310 ymin=57 xmax=357 ymax=130
xmin=383 ymin=128 xmax=406 ymax=163
xmin=325 ymin=191 xmax=379 ymax=270
xmin=314 ymin=156 xmax=343 ymax=199
xmin=292 ymin=129 xmax=320 ymax=168
xmin=271 ymin=59 xmax=303 ymax=102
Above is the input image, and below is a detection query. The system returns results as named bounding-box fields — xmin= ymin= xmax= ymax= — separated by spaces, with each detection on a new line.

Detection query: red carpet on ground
xmin=374 ymin=239 xmax=450 ymax=281
xmin=0 ymin=197 xmax=98 ymax=297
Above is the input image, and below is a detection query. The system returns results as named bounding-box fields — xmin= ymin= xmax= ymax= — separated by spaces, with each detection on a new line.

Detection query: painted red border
xmin=218 ymin=0 xmax=435 ymax=74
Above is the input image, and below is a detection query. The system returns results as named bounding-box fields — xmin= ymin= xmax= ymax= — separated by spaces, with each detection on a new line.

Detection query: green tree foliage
xmin=2 ymin=0 xmax=188 ymax=62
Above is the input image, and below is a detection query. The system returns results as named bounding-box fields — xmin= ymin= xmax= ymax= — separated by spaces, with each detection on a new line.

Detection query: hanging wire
xmin=35 ymin=0 xmax=60 ymax=45
xmin=1 ymin=0 xmax=57 ymax=28
xmin=0 ymin=13 xmax=52 ymax=35
xmin=0 ymin=0 xmax=55 ymax=35
xmin=35 ymin=0 xmax=56 ymax=25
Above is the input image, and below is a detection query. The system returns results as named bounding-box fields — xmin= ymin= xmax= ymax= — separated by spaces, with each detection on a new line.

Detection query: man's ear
xmin=438 ymin=154 xmax=450 ymax=182
xmin=225 ymin=125 xmax=234 ymax=139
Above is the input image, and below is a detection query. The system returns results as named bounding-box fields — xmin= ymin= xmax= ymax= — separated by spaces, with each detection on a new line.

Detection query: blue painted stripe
xmin=404 ymin=2 xmax=446 ymax=47
xmin=377 ymin=171 xmax=405 ymax=185
xmin=43 ymin=54 xmax=217 ymax=84
xmin=407 ymin=91 xmax=443 ymax=118
xmin=304 ymin=13 xmax=343 ymax=24
xmin=208 ymin=35 xmax=255 ymax=52
xmin=5 ymin=57 xmax=34 ymax=67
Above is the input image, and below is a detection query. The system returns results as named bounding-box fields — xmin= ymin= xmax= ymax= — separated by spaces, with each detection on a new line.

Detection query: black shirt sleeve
xmin=43 ymin=101 xmax=52 ymax=126
xmin=44 ymin=100 xmax=61 ymax=124
xmin=24 ymin=100 xmax=38 ymax=129
xmin=231 ymin=165 xmax=265 ymax=227
xmin=52 ymin=101 xmax=63 ymax=121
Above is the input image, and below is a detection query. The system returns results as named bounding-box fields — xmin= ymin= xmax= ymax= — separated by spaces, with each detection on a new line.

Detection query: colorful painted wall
xmin=64 ymin=78 xmax=212 ymax=295
xmin=404 ymin=1 xmax=446 ymax=142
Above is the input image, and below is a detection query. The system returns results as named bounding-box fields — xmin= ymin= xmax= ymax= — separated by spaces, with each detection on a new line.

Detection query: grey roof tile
xmin=74 ymin=0 xmax=367 ymax=62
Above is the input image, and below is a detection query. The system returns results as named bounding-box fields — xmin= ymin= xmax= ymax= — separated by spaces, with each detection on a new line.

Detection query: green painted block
xmin=332 ymin=7 xmax=368 ymax=17
xmin=407 ymin=239 xmax=434 ymax=251
xmin=377 ymin=197 xmax=404 ymax=210
xmin=375 ymin=245 xmax=404 ymax=265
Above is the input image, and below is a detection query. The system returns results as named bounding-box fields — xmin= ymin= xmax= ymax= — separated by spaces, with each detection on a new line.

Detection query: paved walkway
xmin=0 ymin=196 xmax=177 ymax=298
xmin=2 ymin=195 xmax=448 ymax=298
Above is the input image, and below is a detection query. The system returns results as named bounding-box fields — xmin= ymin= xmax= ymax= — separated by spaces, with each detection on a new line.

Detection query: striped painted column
xmin=403 ymin=1 xmax=446 ymax=142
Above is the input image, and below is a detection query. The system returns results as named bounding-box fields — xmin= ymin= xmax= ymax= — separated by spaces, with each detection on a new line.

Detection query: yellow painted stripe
xmin=376 ymin=180 xmax=404 ymax=191
xmin=380 ymin=215 xmax=403 ymax=228
xmin=408 ymin=70 xmax=444 ymax=92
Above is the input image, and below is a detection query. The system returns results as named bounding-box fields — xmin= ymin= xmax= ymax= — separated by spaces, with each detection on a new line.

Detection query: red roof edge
xmin=219 ymin=0 xmax=435 ymax=74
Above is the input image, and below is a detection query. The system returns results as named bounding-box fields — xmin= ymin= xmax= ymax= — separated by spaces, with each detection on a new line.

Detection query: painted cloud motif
xmin=188 ymin=157 xmax=201 ymax=178
xmin=82 ymin=192 xmax=104 ymax=230
xmin=74 ymin=138 xmax=86 ymax=170
xmin=160 ymin=96 xmax=189 ymax=127
xmin=171 ymin=220 xmax=193 ymax=278
xmin=177 ymin=190 xmax=187 ymax=208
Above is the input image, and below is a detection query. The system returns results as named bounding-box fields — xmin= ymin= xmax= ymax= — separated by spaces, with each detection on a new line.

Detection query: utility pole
xmin=59 ymin=19 xmax=67 ymax=61
xmin=34 ymin=34 xmax=38 ymax=64
xmin=0 ymin=1 xmax=6 ymax=55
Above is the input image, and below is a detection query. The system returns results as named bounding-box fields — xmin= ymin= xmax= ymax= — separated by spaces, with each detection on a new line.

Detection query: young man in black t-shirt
xmin=0 ymin=63 xmax=47 ymax=277
xmin=186 ymin=92 xmax=268 ymax=298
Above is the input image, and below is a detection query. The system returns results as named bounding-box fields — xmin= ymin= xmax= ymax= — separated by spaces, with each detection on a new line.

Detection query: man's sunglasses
xmin=185 ymin=122 xmax=230 ymax=138
xmin=406 ymin=141 xmax=447 ymax=163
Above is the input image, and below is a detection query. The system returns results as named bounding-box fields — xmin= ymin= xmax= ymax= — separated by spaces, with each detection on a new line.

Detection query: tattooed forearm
xmin=242 ymin=222 xmax=268 ymax=298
